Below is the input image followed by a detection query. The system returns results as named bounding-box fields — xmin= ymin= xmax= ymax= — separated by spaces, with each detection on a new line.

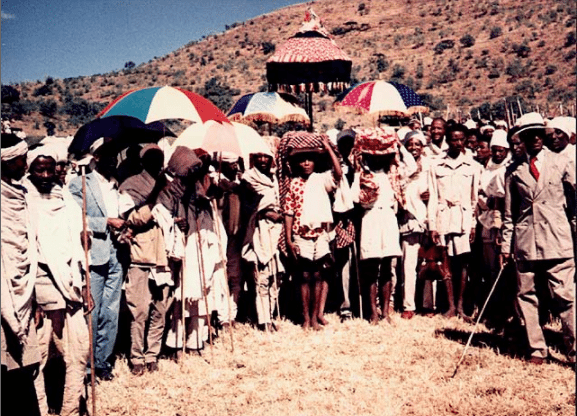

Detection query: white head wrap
xmin=480 ymin=125 xmax=495 ymax=134
xmin=1 ymin=140 xmax=28 ymax=161
xmin=403 ymin=130 xmax=427 ymax=146
xmin=26 ymin=144 xmax=58 ymax=168
xmin=489 ymin=130 xmax=509 ymax=149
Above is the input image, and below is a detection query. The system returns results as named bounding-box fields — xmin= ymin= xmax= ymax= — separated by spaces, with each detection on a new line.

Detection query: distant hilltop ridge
xmin=2 ymin=0 xmax=575 ymax=137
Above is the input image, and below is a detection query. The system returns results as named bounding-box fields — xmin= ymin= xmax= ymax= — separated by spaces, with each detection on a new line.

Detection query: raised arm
xmin=322 ymin=137 xmax=343 ymax=182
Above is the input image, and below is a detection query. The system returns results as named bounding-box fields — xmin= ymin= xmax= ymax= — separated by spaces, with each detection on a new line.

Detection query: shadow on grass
xmin=435 ymin=324 xmax=573 ymax=368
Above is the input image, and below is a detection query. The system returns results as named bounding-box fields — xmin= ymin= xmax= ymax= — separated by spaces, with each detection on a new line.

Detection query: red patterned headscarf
xmin=350 ymin=127 xmax=405 ymax=207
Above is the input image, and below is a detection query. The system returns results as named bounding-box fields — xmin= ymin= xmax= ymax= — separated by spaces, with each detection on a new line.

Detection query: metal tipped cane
xmin=80 ymin=166 xmax=96 ymax=416
xmin=451 ymin=263 xmax=507 ymax=378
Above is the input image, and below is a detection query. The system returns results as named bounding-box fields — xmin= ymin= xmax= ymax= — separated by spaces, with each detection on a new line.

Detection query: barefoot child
xmin=283 ymin=136 xmax=342 ymax=330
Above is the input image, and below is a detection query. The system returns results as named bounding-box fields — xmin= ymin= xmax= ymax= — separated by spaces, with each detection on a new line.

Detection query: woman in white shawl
xmin=241 ymin=152 xmax=284 ymax=331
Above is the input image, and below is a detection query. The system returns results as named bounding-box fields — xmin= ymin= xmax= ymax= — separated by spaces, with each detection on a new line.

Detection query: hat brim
xmin=512 ymin=123 xmax=545 ymax=140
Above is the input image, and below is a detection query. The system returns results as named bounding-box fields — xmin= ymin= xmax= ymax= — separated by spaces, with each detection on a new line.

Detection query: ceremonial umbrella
xmin=97 ymin=86 xmax=230 ymax=124
xmin=227 ymin=92 xmax=310 ymax=126
xmin=172 ymin=120 xmax=272 ymax=163
xmin=333 ymin=80 xmax=429 ymax=121
xmin=266 ymin=9 xmax=352 ymax=129
xmin=68 ymin=115 xmax=175 ymax=158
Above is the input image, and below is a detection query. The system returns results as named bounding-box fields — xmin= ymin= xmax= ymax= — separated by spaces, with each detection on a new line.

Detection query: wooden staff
xmin=192 ymin=210 xmax=214 ymax=360
xmin=516 ymin=98 xmax=524 ymax=116
xmin=504 ymin=99 xmax=510 ymax=129
xmin=351 ymin=240 xmax=363 ymax=320
xmin=452 ymin=265 xmax=506 ymax=378
xmin=80 ymin=165 xmax=97 ymax=416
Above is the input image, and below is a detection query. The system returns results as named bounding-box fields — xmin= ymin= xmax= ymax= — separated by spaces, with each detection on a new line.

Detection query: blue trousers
xmin=90 ymin=253 xmax=123 ymax=370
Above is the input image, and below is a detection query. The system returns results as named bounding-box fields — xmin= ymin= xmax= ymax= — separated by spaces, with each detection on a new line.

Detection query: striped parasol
xmin=227 ymin=92 xmax=310 ymax=126
xmin=334 ymin=81 xmax=429 ymax=119
xmin=97 ymin=86 xmax=229 ymax=124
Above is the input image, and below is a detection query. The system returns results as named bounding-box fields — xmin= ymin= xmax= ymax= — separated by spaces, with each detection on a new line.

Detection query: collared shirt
xmin=526 ymin=149 xmax=544 ymax=174
xmin=93 ymin=170 xmax=134 ymax=218
xmin=428 ymin=152 xmax=480 ymax=235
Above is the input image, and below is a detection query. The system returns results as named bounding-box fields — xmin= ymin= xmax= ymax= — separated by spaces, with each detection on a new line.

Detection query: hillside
xmin=2 ymin=0 xmax=576 ymax=138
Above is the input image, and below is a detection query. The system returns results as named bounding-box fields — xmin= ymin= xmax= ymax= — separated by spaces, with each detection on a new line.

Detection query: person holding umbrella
xmin=68 ymin=139 xmax=133 ymax=381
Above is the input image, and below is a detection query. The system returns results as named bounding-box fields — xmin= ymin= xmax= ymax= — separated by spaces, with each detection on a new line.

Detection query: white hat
xmin=512 ymin=112 xmax=545 ymax=139
xmin=423 ymin=117 xmax=433 ymax=126
xmin=559 ymin=116 xmax=576 ymax=136
xmin=464 ymin=119 xmax=477 ymax=130
xmin=494 ymin=120 xmax=508 ymax=128
xmin=546 ymin=117 xmax=572 ymax=138
xmin=489 ymin=130 xmax=509 ymax=149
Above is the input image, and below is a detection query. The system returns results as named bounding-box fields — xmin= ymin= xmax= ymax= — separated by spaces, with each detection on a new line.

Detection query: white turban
xmin=464 ymin=119 xmax=477 ymax=130
xmin=403 ymin=130 xmax=427 ymax=146
xmin=480 ymin=125 xmax=495 ymax=134
xmin=1 ymin=140 xmax=28 ymax=162
xmin=26 ymin=144 xmax=59 ymax=168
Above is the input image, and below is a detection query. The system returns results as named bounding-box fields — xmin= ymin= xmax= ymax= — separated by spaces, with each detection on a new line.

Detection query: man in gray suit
xmin=501 ymin=112 xmax=576 ymax=365
xmin=69 ymin=139 xmax=133 ymax=380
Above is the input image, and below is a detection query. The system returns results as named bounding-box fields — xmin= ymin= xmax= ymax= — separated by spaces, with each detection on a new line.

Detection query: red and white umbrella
xmin=97 ymin=86 xmax=230 ymax=124
xmin=172 ymin=121 xmax=272 ymax=162
xmin=334 ymin=81 xmax=429 ymax=119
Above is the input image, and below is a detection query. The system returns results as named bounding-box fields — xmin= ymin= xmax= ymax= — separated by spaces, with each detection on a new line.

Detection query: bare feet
xmin=457 ymin=311 xmax=473 ymax=323
xmin=317 ymin=315 xmax=329 ymax=326
xmin=369 ymin=314 xmax=380 ymax=325
xmin=302 ymin=320 xmax=311 ymax=331
xmin=443 ymin=308 xmax=457 ymax=318
xmin=382 ymin=315 xmax=395 ymax=326
xmin=311 ymin=318 xmax=321 ymax=331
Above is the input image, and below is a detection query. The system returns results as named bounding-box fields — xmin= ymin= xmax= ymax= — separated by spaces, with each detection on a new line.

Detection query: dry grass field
xmin=91 ymin=313 xmax=575 ymax=416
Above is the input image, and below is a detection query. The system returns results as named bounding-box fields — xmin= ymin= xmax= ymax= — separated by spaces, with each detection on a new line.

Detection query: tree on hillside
xmin=197 ymin=77 xmax=240 ymax=112
xmin=1 ymin=85 xmax=20 ymax=104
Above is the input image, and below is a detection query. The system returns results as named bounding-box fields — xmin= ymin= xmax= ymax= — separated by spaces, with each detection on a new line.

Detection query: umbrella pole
xmin=80 ymin=166 xmax=97 ymax=416
xmin=307 ymin=91 xmax=314 ymax=132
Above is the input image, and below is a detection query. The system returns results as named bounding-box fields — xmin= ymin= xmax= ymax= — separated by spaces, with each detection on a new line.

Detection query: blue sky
xmin=1 ymin=0 xmax=305 ymax=84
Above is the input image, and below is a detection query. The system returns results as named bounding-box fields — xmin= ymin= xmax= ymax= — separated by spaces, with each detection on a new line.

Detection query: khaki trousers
xmin=34 ymin=305 xmax=89 ymax=416
xmin=125 ymin=266 xmax=172 ymax=365
xmin=517 ymin=257 xmax=576 ymax=358
xmin=401 ymin=233 xmax=424 ymax=312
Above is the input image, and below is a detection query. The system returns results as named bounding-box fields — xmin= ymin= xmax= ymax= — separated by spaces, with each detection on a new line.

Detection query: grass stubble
xmin=93 ymin=315 xmax=575 ymax=416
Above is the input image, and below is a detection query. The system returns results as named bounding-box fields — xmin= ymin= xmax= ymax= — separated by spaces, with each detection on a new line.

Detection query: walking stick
xmin=210 ymin=199 xmax=235 ymax=353
xmin=193 ymin=210 xmax=214 ymax=360
xmin=181 ymin=256 xmax=186 ymax=358
xmin=80 ymin=166 xmax=97 ymax=416
xmin=451 ymin=264 xmax=506 ymax=378
xmin=351 ymin=240 xmax=363 ymax=320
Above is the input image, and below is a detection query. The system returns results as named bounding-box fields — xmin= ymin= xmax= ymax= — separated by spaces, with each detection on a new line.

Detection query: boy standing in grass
xmin=284 ymin=137 xmax=342 ymax=330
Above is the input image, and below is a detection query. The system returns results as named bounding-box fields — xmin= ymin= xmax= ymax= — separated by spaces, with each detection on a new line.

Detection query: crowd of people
xmin=1 ymin=110 xmax=575 ymax=415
